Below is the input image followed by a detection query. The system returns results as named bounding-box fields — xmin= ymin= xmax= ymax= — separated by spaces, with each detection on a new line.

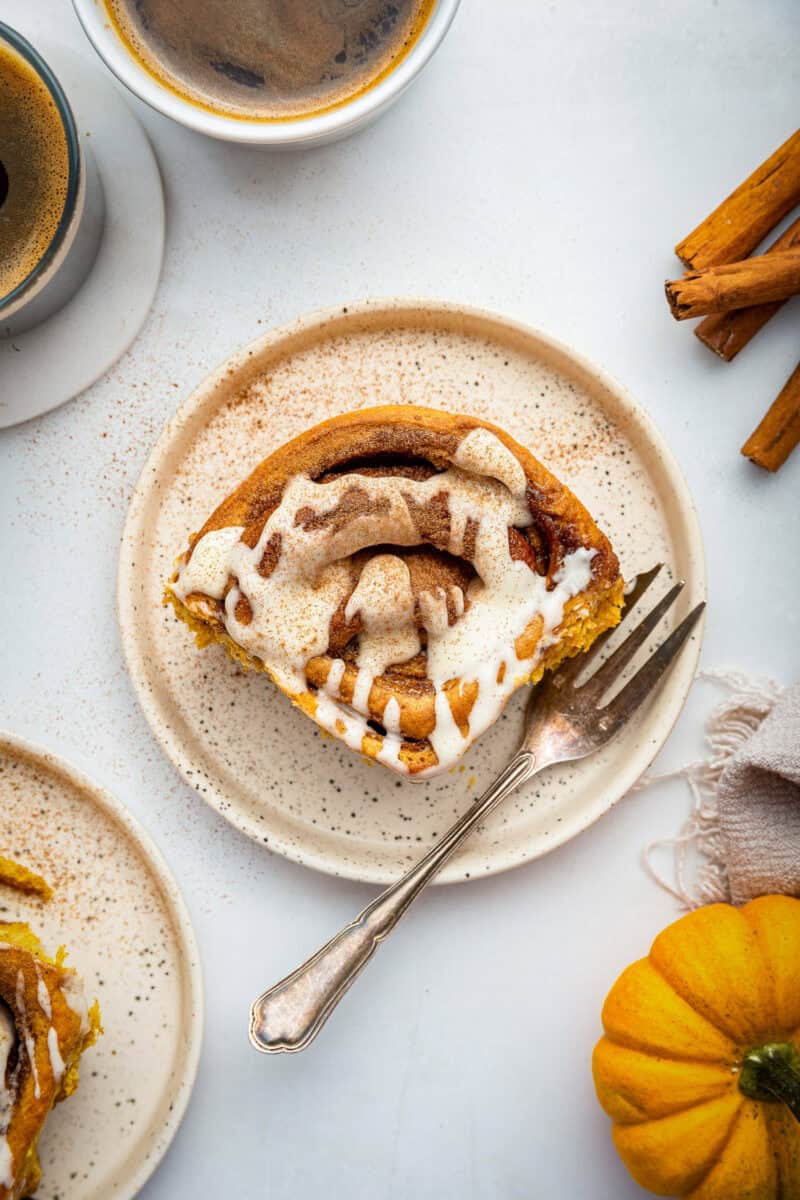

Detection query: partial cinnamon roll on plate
xmin=0 ymin=910 xmax=101 ymax=1200
xmin=166 ymin=406 xmax=624 ymax=777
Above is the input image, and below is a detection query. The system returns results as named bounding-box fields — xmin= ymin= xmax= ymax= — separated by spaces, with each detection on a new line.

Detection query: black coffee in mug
xmin=0 ymin=36 xmax=70 ymax=300
xmin=104 ymin=0 xmax=435 ymax=121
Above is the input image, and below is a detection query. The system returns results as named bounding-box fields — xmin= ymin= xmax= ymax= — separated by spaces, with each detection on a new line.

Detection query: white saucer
xmin=0 ymin=41 xmax=164 ymax=429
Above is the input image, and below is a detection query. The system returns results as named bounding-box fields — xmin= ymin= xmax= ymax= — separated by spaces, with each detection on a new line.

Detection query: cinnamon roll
xmin=0 ymin=919 xmax=101 ymax=1200
xmin=167 ymin=406 xmax=624 ymax=776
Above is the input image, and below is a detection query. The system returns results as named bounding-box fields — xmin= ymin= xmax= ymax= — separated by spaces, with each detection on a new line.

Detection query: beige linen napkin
xmin=643 ymin=672 xmax=800 ymax=907
xmin=716 ymin=679 xmax=800 ymax=903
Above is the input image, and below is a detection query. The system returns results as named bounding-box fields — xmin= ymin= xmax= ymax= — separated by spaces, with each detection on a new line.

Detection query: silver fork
xmin=249 ymin=564 xmax=704 ymax=1055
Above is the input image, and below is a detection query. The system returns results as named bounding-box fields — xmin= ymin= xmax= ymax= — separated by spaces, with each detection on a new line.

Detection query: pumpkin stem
xmin=739 ymin=1043 xmax=800 ymax=1122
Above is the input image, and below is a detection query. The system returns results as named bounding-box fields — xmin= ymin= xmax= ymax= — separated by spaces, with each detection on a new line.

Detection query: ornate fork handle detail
xmin=249 ymin=750 xmax=538 ymax=1053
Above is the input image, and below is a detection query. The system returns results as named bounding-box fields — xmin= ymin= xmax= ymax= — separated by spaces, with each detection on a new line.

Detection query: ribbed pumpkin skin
xmin=592 ymin=896 xmax=800 ymax=1198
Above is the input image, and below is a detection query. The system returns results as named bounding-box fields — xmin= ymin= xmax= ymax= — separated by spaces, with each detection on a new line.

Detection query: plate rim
xmin=118 ymin=297 xmax=706 ymax=885
xmin=0 ymin=729 xmax=204 ymax=1199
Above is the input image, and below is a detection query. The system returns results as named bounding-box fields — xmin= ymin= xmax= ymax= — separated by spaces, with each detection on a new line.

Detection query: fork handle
xmin=249 ymin=750 xmax=538 ymax=1054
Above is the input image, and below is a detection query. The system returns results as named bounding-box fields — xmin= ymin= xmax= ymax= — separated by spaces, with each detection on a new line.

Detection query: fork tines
xmin=597 ymin=598 xmax=705 ymax=732
xmin=552 ymin=563 xmax=705 ymax=732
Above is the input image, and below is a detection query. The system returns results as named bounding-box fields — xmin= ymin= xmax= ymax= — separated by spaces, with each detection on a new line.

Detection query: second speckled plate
xmin=0 ymin=733 xmax=202 ymax=1199
xmin=119 ymin=300 xmax=705 ymax=885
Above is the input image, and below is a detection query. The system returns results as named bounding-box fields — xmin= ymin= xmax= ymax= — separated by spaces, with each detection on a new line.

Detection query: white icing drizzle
xmin=344 ymin=555 xmax=421 ymax=680
xmin=375 ymin=730 xmax=405 ymax=772
xmin=60 ymin=972 xmax=90 ymax=1037
xmin=36 ymin=964 xmax=65 ymax=1082
xmin=420 ymin=550 xmax=595 ymax=776
xmin=0 ymin=1004 xmax=13 ymax=1123
xmin=453 ymin=427 xmax=528 ymax=498
xmin=178 ymin=525 xmax=243 ymax=597
xmin=322 ymin=657 xmax=345 ymax=699
xmin=35 ymin=964 xmax=52 ymax=1021
xmin=0 ymin=1001 xmax=15 ymax=1188
xmin=0 ymin=1138 xmax=11 ymax=1191
xmin=382 ymin=697 xmax=402 ymax=734
xmin=15 ymin=970 xmax=40 ymax=1101
xmin=175 ymin=429 xmax=597 ymax=776
xmin=47 ymin=1026 xmax=65 ymax=1083
xmin=314 ymin=691 xmax=367 ymax=758
xmin=418 ymin=587 xmax=452 ymax=638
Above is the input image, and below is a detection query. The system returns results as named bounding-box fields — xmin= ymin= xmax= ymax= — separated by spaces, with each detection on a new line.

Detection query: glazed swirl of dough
xmin=0 ymin=925 xmax=95 ymax=1199
xmin=171 ymin=410 xmax=622 ymax=777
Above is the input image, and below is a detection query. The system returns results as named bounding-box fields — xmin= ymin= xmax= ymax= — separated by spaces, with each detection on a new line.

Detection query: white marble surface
xmin=2 ymin=1 xmax=800 ymax=1196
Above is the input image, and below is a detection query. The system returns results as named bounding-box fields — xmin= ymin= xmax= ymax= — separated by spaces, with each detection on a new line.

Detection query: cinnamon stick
xmin=665 ymin=250 xmax=800 ymax=321
xmin=695 ymin=217 xmax=800 ymax=360
xmin=676 ymin=129 xmax=800 ymax=270
xmin=741 ymin=360 xmax=800 ymax=472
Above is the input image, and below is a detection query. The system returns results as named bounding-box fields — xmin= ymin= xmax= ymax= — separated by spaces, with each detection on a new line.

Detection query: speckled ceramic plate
xmin=0 ymin=733 xmax=202 ymax=1199
xmin=119 ymin=299 xmax=705 ymax=885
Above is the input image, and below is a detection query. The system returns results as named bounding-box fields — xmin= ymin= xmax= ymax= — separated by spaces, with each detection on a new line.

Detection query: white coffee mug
xmin=72 ymin=0 xmax=460 ymax=148
xmin=0 ymin=22 xmax=105 ymax=337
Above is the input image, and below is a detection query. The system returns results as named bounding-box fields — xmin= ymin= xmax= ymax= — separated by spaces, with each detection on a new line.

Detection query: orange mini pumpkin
xmin=593 ymin=896 xmax=800 ymax=1198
